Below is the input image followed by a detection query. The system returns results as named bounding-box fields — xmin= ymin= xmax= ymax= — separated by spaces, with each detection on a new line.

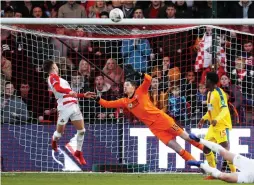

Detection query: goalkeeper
xmin=96 ymin=64 xmax=203 ymax=162
xmin=187 ymin=133 xmax=254 ymax=183
xmin=198 ymin=72 xmax=236 ymax=178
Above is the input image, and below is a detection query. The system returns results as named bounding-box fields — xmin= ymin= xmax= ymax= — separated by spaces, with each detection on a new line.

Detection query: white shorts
xmin=57 ymin=103 xmax=83 ymax=125
xmin=233 ymin=155 xmax=254 ymax=183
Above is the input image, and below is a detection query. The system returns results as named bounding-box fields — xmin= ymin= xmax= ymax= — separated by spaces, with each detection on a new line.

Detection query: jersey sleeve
xmin=49 ymin=74 xmax=60 ymax=86
xmin=139 ymin=74 xmax=152 ymax=93
xmin=99 ymin=98 xmax=125 ymax=108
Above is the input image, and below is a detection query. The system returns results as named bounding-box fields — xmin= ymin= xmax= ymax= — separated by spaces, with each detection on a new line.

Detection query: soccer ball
xmin=109 ymin=8 xmax=124 ymax=23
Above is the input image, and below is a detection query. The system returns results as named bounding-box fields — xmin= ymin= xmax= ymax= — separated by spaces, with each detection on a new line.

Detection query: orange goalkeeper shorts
xmin=149 ymin=114 xmax=184 ymax=145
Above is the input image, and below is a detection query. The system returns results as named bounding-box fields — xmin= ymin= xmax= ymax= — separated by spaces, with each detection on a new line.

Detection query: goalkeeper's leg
xmin=179 ymin=131 xmax=204 ymax=151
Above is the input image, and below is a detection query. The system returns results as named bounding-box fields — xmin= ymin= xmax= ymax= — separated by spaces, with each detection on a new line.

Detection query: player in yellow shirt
xmin=198 ymin=72 xmax=236 ymax=179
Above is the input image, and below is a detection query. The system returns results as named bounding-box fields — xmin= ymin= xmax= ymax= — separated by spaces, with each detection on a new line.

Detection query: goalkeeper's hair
xmin=125 ymin=78 xmax=137 ymax=88
xmin=206 ymin=72 xmax=219 ymax=84
xmin=43 ymin=60 xmax=54 ymax=75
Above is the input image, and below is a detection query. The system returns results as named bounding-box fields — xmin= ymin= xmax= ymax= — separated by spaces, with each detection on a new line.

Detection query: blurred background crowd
xmin=1 ymin=0 xmax=253 ymax=126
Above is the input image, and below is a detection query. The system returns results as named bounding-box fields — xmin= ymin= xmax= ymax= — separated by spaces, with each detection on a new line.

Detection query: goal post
xmin=1 ymin=18 xmax=253 ymax=172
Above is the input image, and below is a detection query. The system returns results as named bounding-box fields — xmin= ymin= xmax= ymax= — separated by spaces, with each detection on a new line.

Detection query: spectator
xmin=14 ymin=9 xmax=23 ymax=18
xmin=102 ymin=58 xmax=124 ymax=91
xmin=242 ymin=40 xmax=253 ymax=65
xmin=229 ymin=0 xmax=254 ymax=18
xmin=24 ymin=0 xmax=34 ymax=17
xmin=121 ymin=0 xmax=135 ymax=18
xmin=175 ymin=0 xmax=192 ymax=18
xmin=71 ymin=71 xmax=85 ymax=92
xmin=229 ymin=57 xmax=254 ymax=106
xmin=132 ymin=7 xmax=144 ymax=19
xmin=1 ymin=82 xmax=29 ymax=123
xmin=197 ymin=0 xmax=228 ymax=18
xmin=168 ymin=86 xmax=188 ymax=122
xmin=99 ymin=11 xmax=109 ymax=18
xmin=78 ymin=59 xmax=95 ymax=89
xmin=3 ymin=6 xmax=14 ymax=17
xmin=165 ymin=3 xmax=177 ymax=18
xmin=149 ymin=77 xmax=168 ymax=112
xmin=94 ymin=75 xmax=115 ymax=120
xmin=220 ymin=74 xmax=245 ymax=123
xmin=58 ymin=1 xmax=87 ymax=18
xmin=32 ymin=6 xmax=43 ymax=18
xmin=144 ymin=0 xmax=164 ymax=18
xmin=70 ymin=27 xmax=91 ymax=55
xmin=43 ymin=1 xmax=62 ymax=18
xmin=121 ymin=31 xmax=152 ymax=72
xmin=108 ymin=0 xmax=122 ymax=9
xmin=88 ymin=1 xmax=111 ymax=18
xmin=194 ymin=83 xmax=207 ymax=119
xmin=1 ymin=56 xmax=12 ymax=94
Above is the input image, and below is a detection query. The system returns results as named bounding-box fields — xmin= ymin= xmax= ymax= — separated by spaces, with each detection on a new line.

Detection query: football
xmin=109 ymin=8 xmax=124 ymax=23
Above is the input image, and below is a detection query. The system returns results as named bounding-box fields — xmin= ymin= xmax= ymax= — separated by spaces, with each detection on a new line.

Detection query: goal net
xmin=1 ymin=22 xmax=253 ymax=172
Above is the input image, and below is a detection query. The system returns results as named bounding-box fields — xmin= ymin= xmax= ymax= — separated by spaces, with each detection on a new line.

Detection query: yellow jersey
xmin=202 ymin=87 xmax=232 ymax=130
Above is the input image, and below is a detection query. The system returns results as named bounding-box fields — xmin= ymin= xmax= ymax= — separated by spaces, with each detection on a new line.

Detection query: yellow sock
xmin=227 ymin=160 xmax=236 ymax=172
xmin=205 ymin=151 xmax=216 ymax=168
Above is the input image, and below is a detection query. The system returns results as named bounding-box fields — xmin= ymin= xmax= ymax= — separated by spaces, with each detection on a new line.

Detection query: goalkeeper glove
xmin=124 ymin=64 xmax=144 ymax=78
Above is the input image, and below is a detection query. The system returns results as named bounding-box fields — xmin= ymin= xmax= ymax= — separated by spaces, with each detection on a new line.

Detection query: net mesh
xmin=1 ymin=23 xmax=253 ymax=172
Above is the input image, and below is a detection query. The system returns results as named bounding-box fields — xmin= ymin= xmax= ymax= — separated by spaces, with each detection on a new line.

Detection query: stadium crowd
xmin=1 ymin=1 xmax=253 ymax=126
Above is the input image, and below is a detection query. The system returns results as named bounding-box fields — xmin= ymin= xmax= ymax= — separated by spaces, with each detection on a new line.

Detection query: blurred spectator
xmin=43 ymin=1 xmax=62 ymax=18
xmin=144 ymin=0 xmax=164 ymax=18
xmin=121 ymin=32 xmax=152 ymax=72
xmin=175 ymin=0 xmax=192 ymax=18
xmin=165 ymin=3 xmax=177 ymax=18
xmin=168 ymin=86 xmax=188 ymax=122
xmin=88 ymin=1 xmax=111 ymax=18
xmin=220 ymin=74 xmax=245 ymax=123
xmin=108 ymin=0 xmax=122 ymax=9
xmin=229 ymin=57 xmax=254 ymax=106
xmin=149 ymin=77 xmax=168 ymax=112
xmin=121 ymin=0 xmax=135 ymax=18
xmin=3 ymin=6 xmax=14 ymax=17
xmin=229 ymin=0 xmax=254 ymax=18
xmin=58 ymin=1 xmax=87 ymax=18
xmin=1 ymin=56 xmax=12 ymax=94
xmin=1 ymin=82 xmax=29 ymax=123
xmin=71 ymin=27 xmax=91 ymax=55
xmin=242 ymin=40 xmax=253 ymax=65
xmin=71 ymin=71 xmax=85 ymax=92
xmin=196 ymin=1 xmax=228 ymax=18
xmin=102 ymin=58 xmax=124 ymax=91
xmin=94 ymin=75 xmax=115 ymax=120
xmin=32 ymin=6 xmax=44 ymax=18
xmin=14 ymin=9 xmax=23 ymax=18
xmin=99 ymin=11 xmax=109 ymax=18
xmin=132 ymin=7 xmax=144 ymax=18
xmin=194 ymin=83 xmax=207 ymax=119
xmin=24 ymin=0 xmax=33 ymax=17
xmin=194 ymin=26 xmax=226 ymax=73
xmin=78 ymin=59 xmax=95 ymax=89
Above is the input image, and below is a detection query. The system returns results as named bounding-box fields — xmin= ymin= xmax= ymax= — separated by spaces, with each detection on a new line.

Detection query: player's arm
xmin=50 ymin=74 xmax=71 ymax=94
xmin=97 ymin=97 xmax=125 ymax=108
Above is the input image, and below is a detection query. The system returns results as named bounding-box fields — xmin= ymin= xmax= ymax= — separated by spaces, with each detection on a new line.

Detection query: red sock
xmin=179 ymin=149 xmax=196 ymax=161
xmin=189 ymin=140 xmax=204 ymax=151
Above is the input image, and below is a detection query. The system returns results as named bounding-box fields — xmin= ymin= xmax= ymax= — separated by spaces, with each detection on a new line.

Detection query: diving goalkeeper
xmin=96 ymin=64 xmax=203 ymax=162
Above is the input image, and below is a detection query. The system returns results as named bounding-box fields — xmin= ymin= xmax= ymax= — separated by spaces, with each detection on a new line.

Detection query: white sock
xmin=201 ymin=163 xmax=222 ymax=178
xmin=200 ymin=138 xmax=225 ymax=154
xmin=53 ymin=131 xmax=62 ymax=141
xmin=76 ymin=129 xmax=85 ymax=151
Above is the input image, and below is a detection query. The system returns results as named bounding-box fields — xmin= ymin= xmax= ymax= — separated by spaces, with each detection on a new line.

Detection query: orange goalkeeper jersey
xmin=99 ymin=74 xmax=175 ymax=130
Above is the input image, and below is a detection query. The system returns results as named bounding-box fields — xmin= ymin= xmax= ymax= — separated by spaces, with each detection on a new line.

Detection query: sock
xmin=205 ymin=151 xmax=216 ymax=168
xmin=76 ymin=129 xmax=85 ymax=151
xmin=53 ymin=131 xmax=62 ymax=141
xmin=200 ymin=139 xmax=224 ymax=154
xmin=227 ymin=160 xmax=236 ymax=172
xmin=189 ymin=140 xmax=204 ymax=151
xmin=201 ymin=163 xmax=222 ymax=178
xmin=179 ymin=149 xmax=196 ymax=161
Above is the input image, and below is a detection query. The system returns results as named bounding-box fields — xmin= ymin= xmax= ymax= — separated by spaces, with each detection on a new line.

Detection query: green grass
xmin=1 ymin=173 xmax=240 ymax=185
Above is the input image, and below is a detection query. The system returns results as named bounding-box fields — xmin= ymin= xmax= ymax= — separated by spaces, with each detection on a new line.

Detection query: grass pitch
xmin=1 ymin=173 xmax=243 ymax=185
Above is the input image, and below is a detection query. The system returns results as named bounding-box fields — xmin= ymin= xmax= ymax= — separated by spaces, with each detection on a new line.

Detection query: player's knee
xmin=77 ymin=128 xmax=86 ymax=136
xmin=53 ymin=131 xmax=62 ymax=140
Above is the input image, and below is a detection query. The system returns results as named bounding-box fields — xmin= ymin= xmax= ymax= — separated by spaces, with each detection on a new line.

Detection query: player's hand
xmin=69 ymin=91 xmax=77 ymax=97
xmin=84 ymin=91 xmax=96 ymax=99
xmin=198 ymin=119 xmax=205 ymax=129
xmin=211 ymin=120 xmax=217 ymax=126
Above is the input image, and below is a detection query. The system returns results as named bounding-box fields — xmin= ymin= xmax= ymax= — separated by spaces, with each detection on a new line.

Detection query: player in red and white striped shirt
xmin=43 ymin=60 xmax=96 ymax=165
